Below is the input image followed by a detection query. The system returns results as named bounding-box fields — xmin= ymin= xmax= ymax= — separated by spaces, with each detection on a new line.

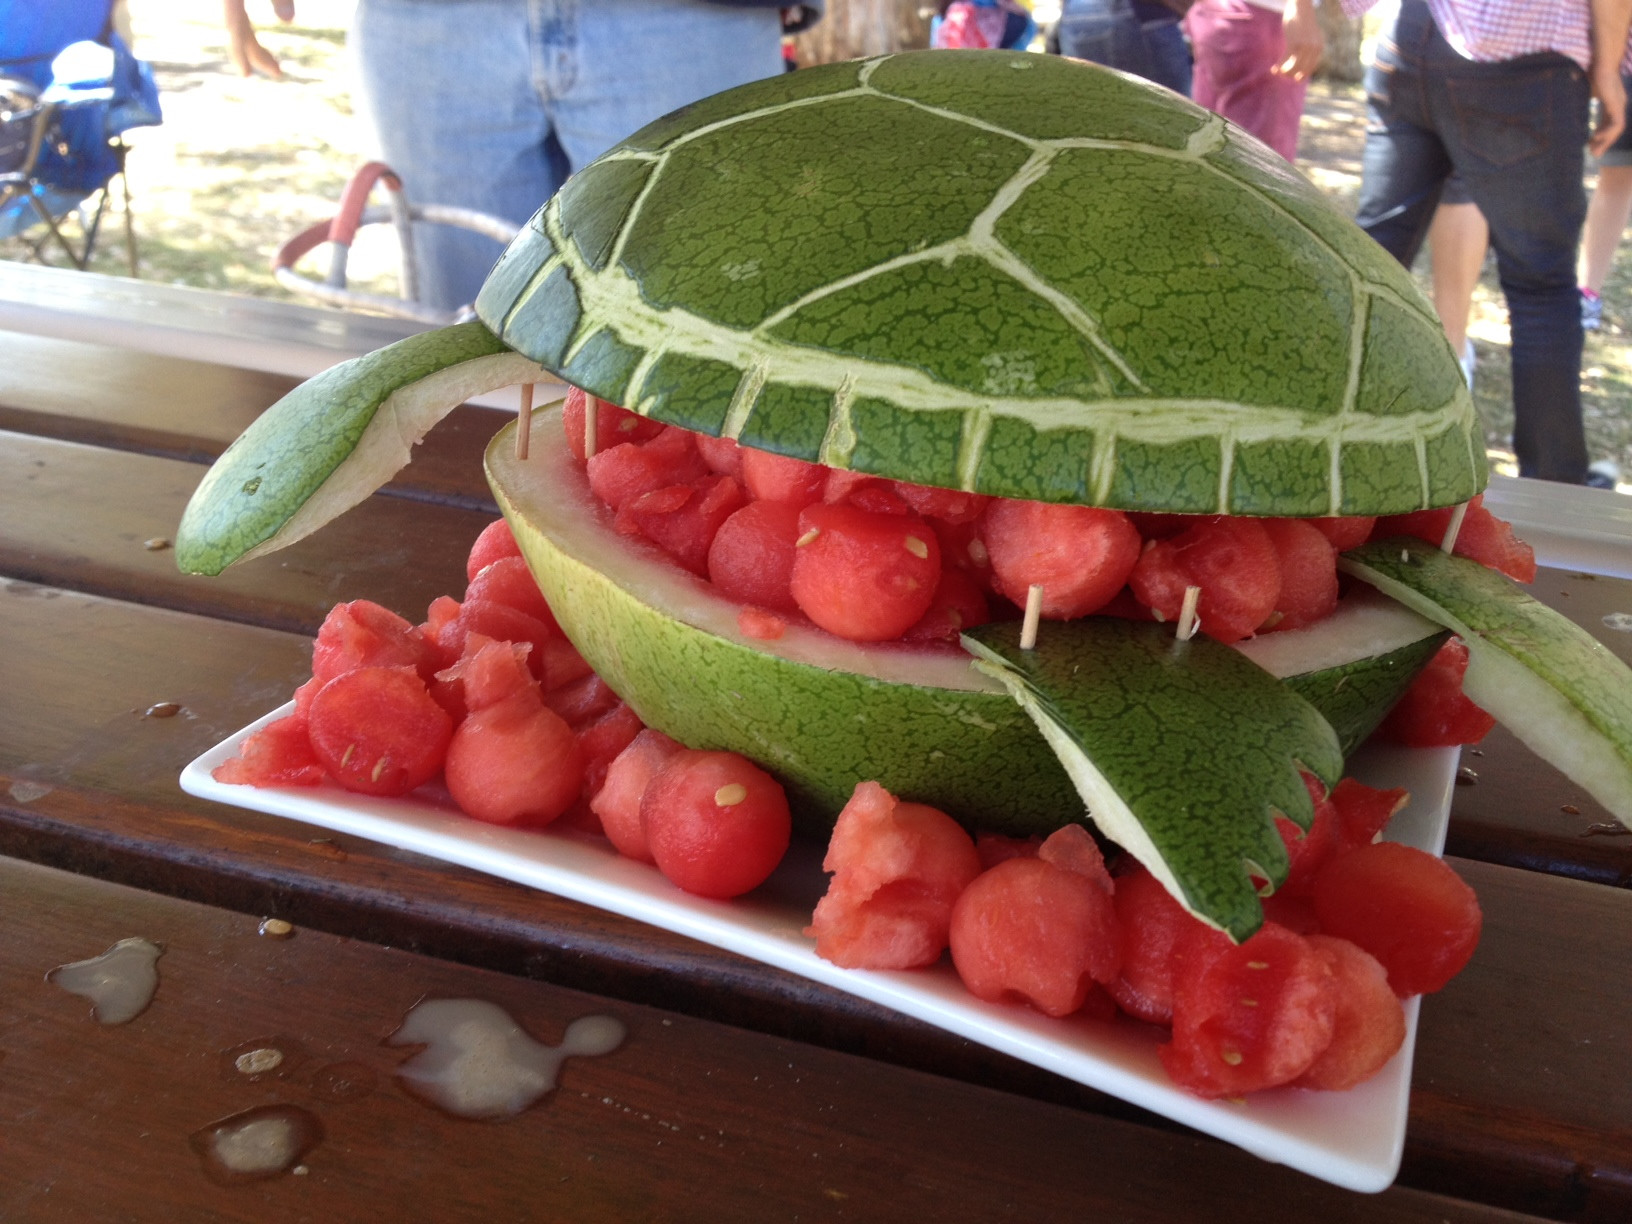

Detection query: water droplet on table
xmin=47 ymin=937 xmax=163 ymax=1025
xmin=1604 ymin=612 xmax=1632 ymax=632
xmin=387 ymin=998 xmax=625 ymax=1119
xmin=190 ymin=1104 xmax=323 ymax=1182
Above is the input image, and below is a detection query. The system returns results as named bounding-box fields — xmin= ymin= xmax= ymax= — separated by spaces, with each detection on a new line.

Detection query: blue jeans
xmin=1354 ymin=0 xmax=1591 ymax=483
xmin=1056 ymin=0 xmax=1192 ymax=97
xmin=352 ymin=0 xmax=785 ymax=310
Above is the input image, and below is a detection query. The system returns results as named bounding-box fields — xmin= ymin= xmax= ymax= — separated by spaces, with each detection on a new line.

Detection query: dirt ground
xmin=6 ymin=0 xmax=1630 ymax=481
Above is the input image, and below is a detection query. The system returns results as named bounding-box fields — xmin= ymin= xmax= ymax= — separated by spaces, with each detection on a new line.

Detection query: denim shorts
xmin=351 ymin=0 xmax=785 ymax=310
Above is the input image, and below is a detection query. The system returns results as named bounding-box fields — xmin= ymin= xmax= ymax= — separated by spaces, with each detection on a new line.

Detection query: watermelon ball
xmin=694 ymin=431 xmax=743 ymax=478
xmin=620 ymin=474 xmax=747 ymax=577
xmin=568 ymin=700 xmax=647 ymax=830
xmin=789 ymin=503 xmax=942 ymax=642
xmin=1159 ymin=922 xmax=1337 ymax=1098
xmin=307 ymin=665 xmax=453 ymax=797
xmin=980 ymin=499 xmax=1141 ymax=620
xmin=1302 ymin=515 xmax=1376 ymax=553
xmin=592 ymin=728 xmax=684 ymax=863
xmin=310 ymin=599 xmax=441 ymax=691
xmin=707 ymin=500 xmax=804 ymax=614
xmin=1105 ymin=863 xmax=1206 ymax=1027
xmin=901 ymin=567 xmax=991 ymax=643
xmin=740 ymin=447 xmax=828 ymax=508
xmin=640 ymin=750 xmax=792 ymax=898
xmin=466 ymin=517 xmax=524 ymax=582
xmin=948 ymin=855 xmax=1123 ymax=1018
xmin=891 ymin=481 xmax=990 ymax=526
xmin=587 ymin=427 xmax=711 ymax=511
xmin=463 ymin=555 xmax=560 ymax=635
xmin=805 ymin=781 xmax=982 ymax=970
xmin=1307 ymin=840 xmax=1483 ymax=997
xmin=1259 ymin=518 xmax=1339 ymax=633
xmin=1294 ymin=935 xmax=1407 ymax=1091
xmin=1128 ymin=516 xmax=1282 ymax=643
xmin=444 ymin=686 xmax=584 ymax=827
xmin=561 ymin=385 xmax=663 ymax=461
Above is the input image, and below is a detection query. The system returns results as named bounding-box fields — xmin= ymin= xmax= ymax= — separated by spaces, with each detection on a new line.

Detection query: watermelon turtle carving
xmin=175 ymin=51 xmax=1632 ymax=941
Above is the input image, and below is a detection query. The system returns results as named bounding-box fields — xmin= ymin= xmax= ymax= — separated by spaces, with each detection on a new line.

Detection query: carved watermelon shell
xmin=474 ymin=50 xmax=1484 ymax=517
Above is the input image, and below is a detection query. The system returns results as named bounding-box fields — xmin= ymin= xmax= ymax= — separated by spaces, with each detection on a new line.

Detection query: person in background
xmin=224 ymin=0 xmax=821 ymax=313
xmin=1344 ymin=0 xmax=1629 ymax=490
xmin=931 ymin=0 xmax=1037 ymax=51
xmin=1053 ymin=0 xmax=1193 ymax=96
xmin=1579 ymin=71 xmax=1632 ymax=331
xmin=1426 ymin=178 xmax=1487 ymax=388
xmin=1183 ymin=0 xmax=1323 ymax=161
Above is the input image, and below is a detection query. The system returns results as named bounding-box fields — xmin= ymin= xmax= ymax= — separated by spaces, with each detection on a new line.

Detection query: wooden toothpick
xmin=1176 ymin=584 xmax=1202 ymax=642
xmin=1021 ymin=584 xmax=1043 ymax=650
xmin=515 ymin=383 xmax=535 ymax=459
xmin=1439 ymin=501 xmax=1469 ymax=554
xmin=584 ymin=394 xmax=599 ymax=460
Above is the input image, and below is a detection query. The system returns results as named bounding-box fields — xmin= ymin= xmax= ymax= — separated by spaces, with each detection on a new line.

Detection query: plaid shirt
xmin=1340 ymin=0 xmax=1622 ymax=71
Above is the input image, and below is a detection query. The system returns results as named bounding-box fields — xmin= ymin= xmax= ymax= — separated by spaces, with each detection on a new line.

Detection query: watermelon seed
xmin=1220 ymin=1049 xmax=1244 ymax=1066
xmin=371 ymin=755 xmax=390 ymax=784
xmin=1246 ymin=961 xmax=1269 ymax=970
xmin=904 ymin=535 xmax=929 ymax=559
xmin=340 ymin=743 xmax=356 ymax=769
xmin=967 ymin=539 xmax=989 ymax=566
xmin=1240 ymin=998 xmax=1258 ymax=1007
xmin=714 ymin=783 xmax=748 ymax=807
xmin=795 ymin=528 xmax=820 ymax=548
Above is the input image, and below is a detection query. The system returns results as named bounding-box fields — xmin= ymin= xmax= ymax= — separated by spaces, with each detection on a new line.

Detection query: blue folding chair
xmin=0 ymin=0 xmax=161 ymax=273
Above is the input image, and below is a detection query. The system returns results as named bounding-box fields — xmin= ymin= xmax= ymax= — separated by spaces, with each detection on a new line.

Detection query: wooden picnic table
xmin=1 ymin=264 xmax=1629 ymax=1222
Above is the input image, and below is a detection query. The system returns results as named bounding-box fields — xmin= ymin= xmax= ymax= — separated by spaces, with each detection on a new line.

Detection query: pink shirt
xmin=1339 ymin=0 xmax=1615 ymax=71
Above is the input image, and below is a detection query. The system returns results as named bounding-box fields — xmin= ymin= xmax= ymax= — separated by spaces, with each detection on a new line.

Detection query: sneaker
xmin=1586 ymin=459 xmax=1621 ymax=490
xmin=1582 ymin=288 xmax=1603 ymax=332
xmin=1458 ymin=338 xmax=1475 ymax=390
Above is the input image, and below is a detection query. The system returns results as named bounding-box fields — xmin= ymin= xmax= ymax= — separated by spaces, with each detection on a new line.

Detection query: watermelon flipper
xmin=1341 ymin=540 xmax=1632 ymax=830
xmin=961 ymin=618 xmax=1344 ymax=941
xmin=175 ymin=322 xmax=547 ymax=575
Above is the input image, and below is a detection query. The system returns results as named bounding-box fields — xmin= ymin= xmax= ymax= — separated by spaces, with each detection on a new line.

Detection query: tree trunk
xmin=1314 ymin=7 xmax=1364 ymax=83
xmin=790 ymin=0 xmax=933 ymax=67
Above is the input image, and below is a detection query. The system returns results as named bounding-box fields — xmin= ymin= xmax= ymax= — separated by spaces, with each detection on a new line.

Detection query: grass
xmin=5 ymin=6 xmax=1630 ymax=482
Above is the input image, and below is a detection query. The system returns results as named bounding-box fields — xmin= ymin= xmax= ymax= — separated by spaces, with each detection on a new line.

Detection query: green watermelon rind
xmin=1341 ymin=540 xmax=1632 ymax=827
xmin=480 ymin=50 xmax=1483 ymax=518
xmin=962 ymin=619 xmax=1344 ymax=941
xmin=1235 ymin=591 xmax=1450 ymax=756
xmin=176 ymin=322 xmax=546 ymax=575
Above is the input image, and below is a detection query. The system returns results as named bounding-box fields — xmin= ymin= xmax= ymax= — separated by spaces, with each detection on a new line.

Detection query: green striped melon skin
xmin=487 ymin=409 xmax=1445 ymax=838
xmin=476 ymin=50 xmax=1483 ymax=518
xmin=487 ymin=412 xmax=1078 ymax=837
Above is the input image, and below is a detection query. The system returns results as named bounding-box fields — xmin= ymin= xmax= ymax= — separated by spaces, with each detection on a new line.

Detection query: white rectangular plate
xmin=183 ymin=714 xmax=1458 ymax=1193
